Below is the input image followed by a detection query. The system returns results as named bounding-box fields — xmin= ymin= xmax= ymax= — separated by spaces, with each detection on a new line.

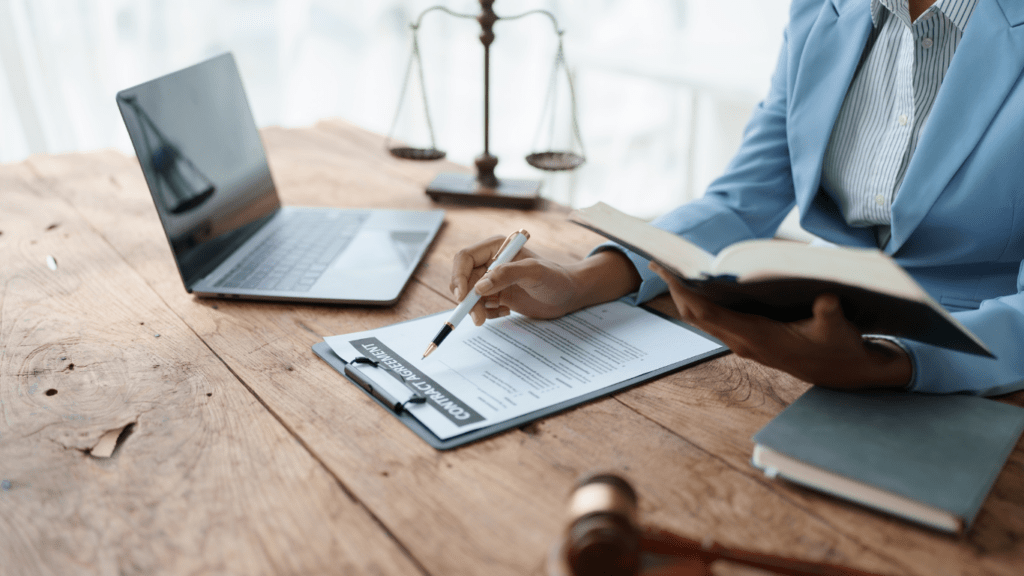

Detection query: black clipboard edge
xmin=312 ymin=305 xmax=728 ymax=451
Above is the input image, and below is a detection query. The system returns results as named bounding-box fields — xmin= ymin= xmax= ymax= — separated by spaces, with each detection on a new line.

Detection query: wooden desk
xmin=2 ymin=120 xmax=1022 ymax=576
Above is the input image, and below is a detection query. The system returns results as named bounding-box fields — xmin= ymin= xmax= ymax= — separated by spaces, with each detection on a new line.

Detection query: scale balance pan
xmin=525 ymin=151 xmax=585 ymax=171
xmin=389 ymin=147 xmax=447 ymax=161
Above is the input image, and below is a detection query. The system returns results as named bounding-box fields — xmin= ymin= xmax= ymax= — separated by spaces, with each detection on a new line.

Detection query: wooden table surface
xmin=2 ymin=120 xmax=1022 ymax=576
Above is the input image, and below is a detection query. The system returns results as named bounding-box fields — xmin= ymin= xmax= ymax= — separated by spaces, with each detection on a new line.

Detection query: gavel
xmin=548 ymin=473 xmax=886 ymax=576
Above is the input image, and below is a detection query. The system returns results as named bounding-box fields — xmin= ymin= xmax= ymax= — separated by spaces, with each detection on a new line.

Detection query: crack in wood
xmin=89 ymin=422 xmax=136 ymax=459
xmin=295 ymin=321 xmax=320 ymax=337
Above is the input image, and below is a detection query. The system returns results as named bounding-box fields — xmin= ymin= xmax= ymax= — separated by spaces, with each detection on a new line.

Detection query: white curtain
xmin=0 ymin=0 xmax=790 ymax=220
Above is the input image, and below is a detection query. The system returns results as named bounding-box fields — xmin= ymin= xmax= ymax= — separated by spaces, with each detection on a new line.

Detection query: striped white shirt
xmin=822 ymin=0 xmax=978 ymax=238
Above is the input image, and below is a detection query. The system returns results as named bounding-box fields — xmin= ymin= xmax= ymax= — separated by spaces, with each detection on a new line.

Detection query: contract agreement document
xmin=324 ymin=301 xmax=722 ymax=441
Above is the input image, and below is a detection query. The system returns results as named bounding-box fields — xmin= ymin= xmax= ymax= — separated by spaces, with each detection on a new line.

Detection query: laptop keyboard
xmin=215 ymin=211 xmax=368 ymax=292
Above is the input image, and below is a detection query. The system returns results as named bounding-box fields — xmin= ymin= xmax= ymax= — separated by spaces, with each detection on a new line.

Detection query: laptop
xmin=116 ymin=53 xmax=444 ymax=305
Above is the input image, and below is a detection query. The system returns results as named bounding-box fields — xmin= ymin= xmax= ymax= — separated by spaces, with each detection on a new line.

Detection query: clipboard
xmin=312 ymin=306 xmax=727 ymax=450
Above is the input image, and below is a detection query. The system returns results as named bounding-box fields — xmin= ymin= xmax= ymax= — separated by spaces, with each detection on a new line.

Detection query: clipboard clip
xmin=345 ymin=356 xmax=427 ymax=413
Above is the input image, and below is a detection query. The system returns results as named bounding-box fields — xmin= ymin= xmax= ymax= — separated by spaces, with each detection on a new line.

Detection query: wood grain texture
xmin=23 ymin=143 xmax=901 ymax=576
xmin=10 ymin=119 xmax=1024 ymax=576
xmin=626 ymin=294 xmax=1024 ymax=576
xmin=0 ymin=164 xmax=424 ymax=575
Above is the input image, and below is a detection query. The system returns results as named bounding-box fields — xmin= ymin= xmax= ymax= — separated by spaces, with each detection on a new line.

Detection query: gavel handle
xmin=640 ymin=528 xmax=888 ymax=576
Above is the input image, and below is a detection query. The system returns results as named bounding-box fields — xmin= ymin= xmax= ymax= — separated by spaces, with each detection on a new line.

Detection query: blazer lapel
xmin=888 ymin=0 xmax=1024 ymax=254
xmin=789 ymin=0 xmax=874 ymax=243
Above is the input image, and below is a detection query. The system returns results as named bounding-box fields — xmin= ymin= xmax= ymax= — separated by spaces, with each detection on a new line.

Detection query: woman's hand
xmin=450 ymin=237 xmax=642 ymax=326
xmin=649 ymin=262 xmax=912 ymax=390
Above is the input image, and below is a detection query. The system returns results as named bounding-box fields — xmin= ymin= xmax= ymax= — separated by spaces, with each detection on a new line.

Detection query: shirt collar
xmin=871 ymin=0 xmax=978 ymax=31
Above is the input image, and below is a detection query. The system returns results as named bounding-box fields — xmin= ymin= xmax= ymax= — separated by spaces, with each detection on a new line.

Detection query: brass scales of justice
xmin=385 ymin=0 xmax=586 ymax=209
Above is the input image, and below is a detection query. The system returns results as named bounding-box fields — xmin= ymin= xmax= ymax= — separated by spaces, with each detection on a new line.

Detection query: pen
xmin=422 ymin=229 xmax=530 ymax=358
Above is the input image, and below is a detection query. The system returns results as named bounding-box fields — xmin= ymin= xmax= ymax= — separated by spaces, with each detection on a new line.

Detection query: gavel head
xmin=563 ymin=473 xmax=641 ymax=576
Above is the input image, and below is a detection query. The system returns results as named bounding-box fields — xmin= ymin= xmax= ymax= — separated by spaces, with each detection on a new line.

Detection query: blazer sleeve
xmin=900 ymin=265 xmax=1024 ymax=396
xmin=602 ymin=23 xmax=799 ymax=305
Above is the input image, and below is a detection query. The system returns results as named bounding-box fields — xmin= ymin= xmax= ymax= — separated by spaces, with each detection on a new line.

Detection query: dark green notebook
xmin=751 ymin=387 xmax=1024 ymax=533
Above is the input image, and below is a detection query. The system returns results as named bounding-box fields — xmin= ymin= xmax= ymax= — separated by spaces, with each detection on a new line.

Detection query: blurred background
xmin=0 ymin=0 xmax=805 ymax=233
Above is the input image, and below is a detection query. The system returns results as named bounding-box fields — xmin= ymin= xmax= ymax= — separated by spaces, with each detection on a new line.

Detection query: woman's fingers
xmin=451 ymin=237 xmax=541 ymax=301
xmin=650 ymin=261 xmax=775 ymax=360
xmin=451 ymin=235 xmax=505 ymax=301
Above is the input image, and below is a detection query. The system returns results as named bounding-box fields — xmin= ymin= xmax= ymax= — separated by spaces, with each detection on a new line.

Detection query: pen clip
xmin=488 ymin=229 xmax=530 ymax=267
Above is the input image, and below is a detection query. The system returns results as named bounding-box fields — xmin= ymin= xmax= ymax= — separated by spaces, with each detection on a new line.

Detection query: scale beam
xmin=388 ymin=1 xmax=585 ymax=209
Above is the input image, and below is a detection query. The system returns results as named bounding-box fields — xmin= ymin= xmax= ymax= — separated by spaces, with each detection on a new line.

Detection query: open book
xmin=569 ymin=202 xmax=991 ymax=356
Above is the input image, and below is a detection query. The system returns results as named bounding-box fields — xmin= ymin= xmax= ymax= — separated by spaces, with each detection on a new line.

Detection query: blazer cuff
xmin=863 ymin=335 xmax=916 ymax=392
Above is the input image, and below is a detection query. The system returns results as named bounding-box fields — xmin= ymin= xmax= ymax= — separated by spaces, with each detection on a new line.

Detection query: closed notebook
xmin=751 ymin=387 xmax=1024 ymax=534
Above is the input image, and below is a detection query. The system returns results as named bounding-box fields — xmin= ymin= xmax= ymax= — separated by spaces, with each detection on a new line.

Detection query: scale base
xmin=426 ymin=172 xmax=543 ymax=210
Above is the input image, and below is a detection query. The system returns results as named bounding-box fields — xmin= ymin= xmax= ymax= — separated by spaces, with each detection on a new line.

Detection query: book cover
xmin=751 ymin=387 xmax=1024 ymax=533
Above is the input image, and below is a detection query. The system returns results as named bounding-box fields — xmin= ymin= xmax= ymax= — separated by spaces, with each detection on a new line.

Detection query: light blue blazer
xmin=620 ymin=0 xmax=1024 ymax=395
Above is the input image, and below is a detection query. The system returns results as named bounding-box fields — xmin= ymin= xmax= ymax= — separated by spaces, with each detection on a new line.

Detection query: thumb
xmin=809 ymin=293 xmax=848 ymax=341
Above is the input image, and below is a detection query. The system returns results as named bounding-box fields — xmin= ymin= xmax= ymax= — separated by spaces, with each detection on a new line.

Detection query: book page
xmin=570 ymin=202 xmax=713 ymax=279
xmin=571 ymin=203 xmax=926 ymax=301
xmin=324 ymin=301 xmax=720 ymax=440
xmin=713 ymin=240 xmax=927 ymax=300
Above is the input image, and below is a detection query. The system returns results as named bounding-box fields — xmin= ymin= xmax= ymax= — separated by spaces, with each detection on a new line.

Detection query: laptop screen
xmin=116 ymin=53 xmax=280 ymax=289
